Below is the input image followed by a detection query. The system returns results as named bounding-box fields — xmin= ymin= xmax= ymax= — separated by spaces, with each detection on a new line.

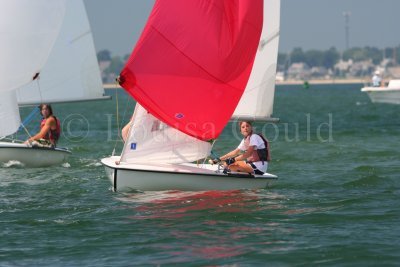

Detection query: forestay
xmin=232 ymin=0 xmax=281 ymax=121
xmin=119 ymin=0 xmax=263 ymax=141
xmin=0 ymin=0 xmax=66 ymax=92
xmin=16 ymin=0 xmax=107 ymax=105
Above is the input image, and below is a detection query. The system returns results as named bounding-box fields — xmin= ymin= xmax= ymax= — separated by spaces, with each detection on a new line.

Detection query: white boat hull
xmin=0 ymin=142 xmax=70 ymax=167
xmin=101 ymin=156 xmax=277 ymax=191
xmin=361 ymin=87 xmax=400 ymax=104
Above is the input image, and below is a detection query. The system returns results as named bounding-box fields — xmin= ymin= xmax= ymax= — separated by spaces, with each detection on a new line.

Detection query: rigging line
xmin=69 ymin=30 xmax=90 ymax=44
xmin=112 ymin=84 xmax=134 ymax=155
xmin=202 ymin=139 xmax=218 ymax=165
xmin=0 ymin=137 xmax=25 ymax=143
xmin=112 ymin=79 xmax=122 ymax=155
xmin=116 ymin=87 xmax=120 ymax=139
xmin=120 ymin=88 xmax=133 ymax=133
xmin=20 ymin=124 xmax=32 ymax=139
xmin=18 ymin=106 xmax=40 ymax=138
xmin=18 ymin=107 xmax=39 ymax=131
xmin=35 ymin=76 xmax=44 ymax=104
xmin=259 ymin=30 xmax=280 ymax=50
xmin=210 ymin=149 xmax=220 ymax=159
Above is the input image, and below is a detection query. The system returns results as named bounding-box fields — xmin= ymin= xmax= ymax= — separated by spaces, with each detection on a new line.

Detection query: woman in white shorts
xmin=215 ymin=121 xmax=270 ymax=174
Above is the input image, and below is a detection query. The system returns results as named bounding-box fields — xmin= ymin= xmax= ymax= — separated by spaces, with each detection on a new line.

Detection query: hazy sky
xmin=84 ymin=0 xmax=400 ymax=57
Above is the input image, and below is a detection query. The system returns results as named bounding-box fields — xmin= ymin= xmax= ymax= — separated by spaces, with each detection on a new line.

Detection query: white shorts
xmin=249 ymin=161 xmax=268 ymax=173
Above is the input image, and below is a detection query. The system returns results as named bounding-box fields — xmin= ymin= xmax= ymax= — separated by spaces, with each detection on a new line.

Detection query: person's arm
xmin=122 ymin=108 xmax=139 ymax=142
xmin=219 ymin=148 xmax=240 ymax=161
xmin=233 ymin=146 xmax=255 ymax=161
xmin=26 ymin=118 xmax=55 ymax=142
xmin=121 ymin=122 xmax=132 ymax=142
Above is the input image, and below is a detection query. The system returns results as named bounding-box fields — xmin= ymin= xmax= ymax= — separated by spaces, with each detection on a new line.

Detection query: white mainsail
xmin=0 ymin=90 xmax=20 ymax=137
xmin=232 ymin=0 xmax=280 ymax=121
xmin=1 ymin=0 xmax=105 ymax=139
xmin=121 ymin=104 xmax=211 ymax=164
xmin=0 ymin=0 xmax=66 ymax=92
xmin=0 ymin=0 xmax=66 ymax=137
xmin=16 ymin=0 xmax=107 ymax=105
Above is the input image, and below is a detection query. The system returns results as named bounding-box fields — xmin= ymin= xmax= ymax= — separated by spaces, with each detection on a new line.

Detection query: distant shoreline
xmin=103 ymin=78 xmax=366 ymax=89
xmin=276 ymin=78 xmax=366 ymax=85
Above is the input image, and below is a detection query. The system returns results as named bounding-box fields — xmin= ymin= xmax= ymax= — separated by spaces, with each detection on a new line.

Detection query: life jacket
xmin=244 ymin=133 xmax=271 ymax=163
xmin=40 ymin=116 xmax=61 ymax=145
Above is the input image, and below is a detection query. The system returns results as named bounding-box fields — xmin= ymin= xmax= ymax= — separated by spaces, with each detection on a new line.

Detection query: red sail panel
xmin=120 ymin=0 xmax=263 ymax=141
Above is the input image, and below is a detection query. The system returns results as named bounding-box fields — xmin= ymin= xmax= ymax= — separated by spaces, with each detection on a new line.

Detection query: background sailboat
xmin=0 ymin=0 xmax=108 ymax=167
xmin=232 ymin=0 xmax=280 ymax=122
xmin=16 ymin=0 xmax=108 ymax=105
xmin=102 ymin=0 xmax=280 ymax=191
xmin=0 ymin=0 xmax=67 ymax=138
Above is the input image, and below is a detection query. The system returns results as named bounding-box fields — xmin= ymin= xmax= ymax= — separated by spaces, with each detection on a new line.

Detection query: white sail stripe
xmin=259 ymin=30 xmax=280 ymax=49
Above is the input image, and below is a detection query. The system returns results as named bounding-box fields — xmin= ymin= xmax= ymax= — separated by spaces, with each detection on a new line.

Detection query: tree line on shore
xmin=97 ymin=45 xmax=400 ymax=82
xmin=278 ymin=46 xmax=399 ymax=69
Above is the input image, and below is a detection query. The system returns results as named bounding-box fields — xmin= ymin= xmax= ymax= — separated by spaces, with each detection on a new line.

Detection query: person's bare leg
xmin=228 ymin=161 xmax=253 ymax=173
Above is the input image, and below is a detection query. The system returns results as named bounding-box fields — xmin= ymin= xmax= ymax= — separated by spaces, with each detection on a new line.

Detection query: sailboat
xmin=101 ymin=0 xmax=280 ymax=191
xmin=0 ymin=0 xmax=108 ymax=167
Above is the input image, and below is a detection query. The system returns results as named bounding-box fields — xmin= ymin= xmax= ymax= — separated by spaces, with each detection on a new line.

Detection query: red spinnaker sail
xmin=120 ymin=0 xmax=263 ymax=141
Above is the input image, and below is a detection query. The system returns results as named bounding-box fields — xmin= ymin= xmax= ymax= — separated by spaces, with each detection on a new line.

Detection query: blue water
xmin=1 ymin=83 xmax=400 ymax=266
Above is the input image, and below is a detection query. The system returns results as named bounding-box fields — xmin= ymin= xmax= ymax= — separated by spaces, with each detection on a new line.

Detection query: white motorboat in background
xmin=361 ymin=80 xmax=400 ymax=104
